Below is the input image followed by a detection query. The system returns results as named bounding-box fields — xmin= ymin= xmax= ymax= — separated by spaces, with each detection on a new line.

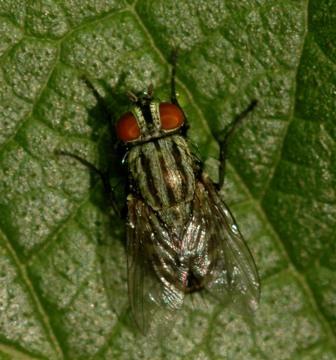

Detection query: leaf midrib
xmin=1 ymin=2 xmax=335 ymax=358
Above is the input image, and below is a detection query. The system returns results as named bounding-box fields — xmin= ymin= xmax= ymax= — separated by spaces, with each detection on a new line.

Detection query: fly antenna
xmin=127 ymin=91 xmax=138 ymax=103
xmin=147 ymin=83 xmax=154 ymax=98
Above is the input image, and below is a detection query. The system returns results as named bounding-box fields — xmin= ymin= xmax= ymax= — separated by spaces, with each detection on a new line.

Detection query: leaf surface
xmin=0 ymin=1 xmax=335 ymax=359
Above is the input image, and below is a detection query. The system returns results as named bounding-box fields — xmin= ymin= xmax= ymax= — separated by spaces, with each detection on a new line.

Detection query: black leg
xmin=55 ymin=150 xmax=120 ymax=217
xmin=170 ymin=49 xmax=179 ymax=106
xmin=217 ymin=100 xmax=258 ymax=188
xmin=81 ymin=75 xmax=115 ymax=134
xmin=170 ymin=49 xmax=190 ymax=134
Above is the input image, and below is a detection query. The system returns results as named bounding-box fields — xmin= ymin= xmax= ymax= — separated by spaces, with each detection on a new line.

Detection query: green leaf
xmin=0 ymin=1 xmax=335 ymax=359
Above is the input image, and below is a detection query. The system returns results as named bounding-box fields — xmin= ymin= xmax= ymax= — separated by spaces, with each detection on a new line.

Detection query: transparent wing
xmin=191 ymin=174 xmax=260 ymax=313
xmin=126 ymin=175 xmax=260 ymax=333
xmin=127 ymin=195 xmax=184 ymax=334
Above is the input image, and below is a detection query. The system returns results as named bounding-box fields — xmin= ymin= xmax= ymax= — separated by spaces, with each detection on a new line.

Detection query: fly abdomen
xmin=128 ymin=135 xmax=196 ymax=211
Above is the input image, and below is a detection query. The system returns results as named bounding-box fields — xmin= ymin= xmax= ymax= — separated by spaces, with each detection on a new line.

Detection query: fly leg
xmin=58 ymin=76 xmax=123 ymax=217
xmin=170 ymin=49 xmax=190 ymax=133
xmin=216 ymin=100 xmax=258 ymax=188
xmin=170 ymin=49 xmax=179 ymax=106
xmin=80 ymin=75 xmax=115 ymax=135
xmin=55 ymin=150 xmax=121 ymax=217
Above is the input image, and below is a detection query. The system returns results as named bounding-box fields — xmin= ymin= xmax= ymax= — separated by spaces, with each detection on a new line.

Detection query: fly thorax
xmin=127 ymin=135 xmax=196 ymax=211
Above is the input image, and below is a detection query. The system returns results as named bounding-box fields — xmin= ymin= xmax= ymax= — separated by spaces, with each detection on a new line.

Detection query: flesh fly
xmin=58 ymin=53 xmax=260 ymax=333
xmin=114 ymin=59 xmax=260 ymax=333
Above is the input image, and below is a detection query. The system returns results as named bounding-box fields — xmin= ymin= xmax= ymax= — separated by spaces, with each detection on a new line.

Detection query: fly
xmin=57 ymin=51 xmax=260 ymax=333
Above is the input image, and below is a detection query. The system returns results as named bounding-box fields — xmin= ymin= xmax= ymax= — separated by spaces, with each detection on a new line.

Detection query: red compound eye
xmin=159 ymin=103 xmax=184 ymax=130
xmin=116 ymin=112 xmax=140 ymax=142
